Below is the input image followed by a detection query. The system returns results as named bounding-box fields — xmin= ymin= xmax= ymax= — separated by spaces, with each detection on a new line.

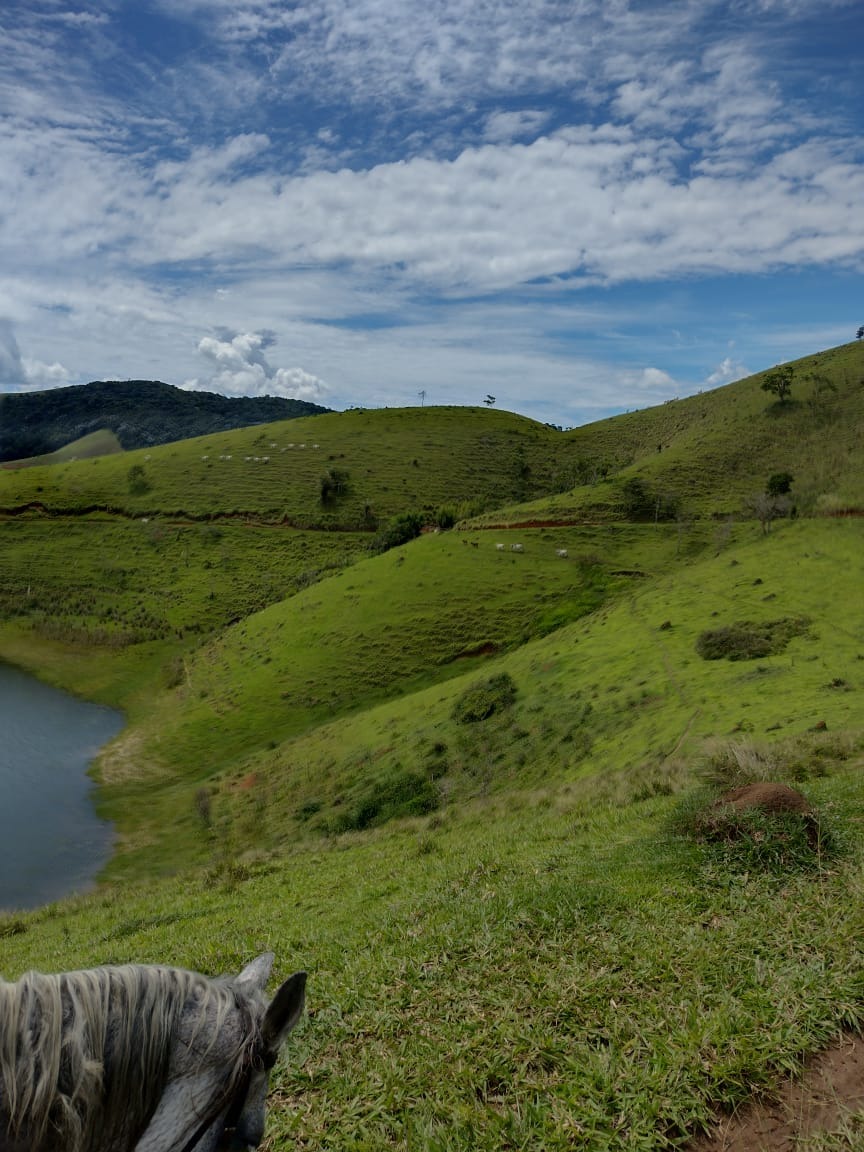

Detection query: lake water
xmin=0 ymin=662 xmax=124 ymax=912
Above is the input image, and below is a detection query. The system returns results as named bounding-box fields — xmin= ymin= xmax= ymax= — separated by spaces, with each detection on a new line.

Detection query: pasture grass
xmin=0 ymin=518 xmax=368 ymax=705
xmin=470 ymin=339 xmax=864 ymax=527
xmin=0 ymin=405 xmax=580 ymax=527
xmin=803 ymin=1115 xmax=864 ymax=1150
xmin=113 ymin=523 xmax=669 ymax=771
xmin=96 ymin=516 xmax=864 ymax=882
xmin=0 ymin=346 xmax=862 ymax=1146
xmin=0 ymin=428 xmax=123 ymax=469
xmin=2 ymin=759 xmax=864 ymax=1150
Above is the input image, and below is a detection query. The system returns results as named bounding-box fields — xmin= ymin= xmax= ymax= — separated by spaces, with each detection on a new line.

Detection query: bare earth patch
xmin=98 ymin=727 xmax=161 ymax=784
xmin=691 ymin=1033 xmax=864 ymax=1151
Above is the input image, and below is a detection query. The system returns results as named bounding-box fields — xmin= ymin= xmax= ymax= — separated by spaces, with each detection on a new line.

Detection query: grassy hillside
xmin=0 ymin=379 xmax=328 ymax=462
xmin=474 ymin=340 xmax=864 ymax=526
xmin=1 ymin=343 xmax=864 ymax=1148
xmin=2 ymin=740 xmax=863 ymax=1150
xmin=100 ymin=517 xmax=864 ymax=879
xmin=0 ymin=428 xmax=123 ymax=468
xmin=0 ymin=519 xmax=369 ymax=707
xmin=0 ymin=405 xmax=576 ymax=527
xmin=95 ymin=518 xmax=710 ymax=873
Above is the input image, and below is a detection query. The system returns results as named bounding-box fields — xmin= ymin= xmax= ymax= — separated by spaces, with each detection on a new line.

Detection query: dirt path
xmin=690 ymin=1032 xmax=864 ymax=1151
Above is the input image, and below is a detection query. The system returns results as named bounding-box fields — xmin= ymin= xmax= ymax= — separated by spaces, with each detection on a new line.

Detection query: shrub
xmin=330 ymin=769 xmax=439 ymax=833
xmin=434 ymin=505 xmax=457 ymax=530
xmin=453 ymin=672 xmax=518 ymax=724
xmin=766 ymin=471 xmax=794 ymax=497
xmin=620 ymin=476 xmax=678 ymax=522
xmin=319 ymin=468 xmax=350 ymax=505
xmin=696 ymin=617 xmax=809 ymax=661
xmin=372 ymin=511 xmax=424 ymax=553
xmin=194 ymin=787 xmax=213 ymax=828
xmin=127 ymin=463 xmax=151 ymax=496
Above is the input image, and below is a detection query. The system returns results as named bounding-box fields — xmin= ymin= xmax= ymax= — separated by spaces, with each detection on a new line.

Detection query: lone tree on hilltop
xmin=484 ymin=394 xmax=496 ymax=407
xmin=856 ymin=325 xmax=864 ymax=340
xmin=761 ymin=365 xmax=794 ymax=404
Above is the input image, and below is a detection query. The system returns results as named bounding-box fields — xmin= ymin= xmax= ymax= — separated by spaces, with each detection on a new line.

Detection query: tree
xmin=372 ymin=511 xmax=424 ymax=553
xmin=761 ymin=365 xmax=794 ymax=403
xmin=745 ymin=490 xmax=790 ymax=535
xmin=483 ymin=395 xmax=496 ymax=407
xmin=319 ymin=468 xmax=350 ymax=505
xmin=766 ymin=471 xmax=793 ymax=497
xmin=418 ymin=389 xmax=427 ymax=406
xmin=127 ymin=463 xmax=151 ymax=496
xmin=856 ymin=326 xmax=864 ymax=340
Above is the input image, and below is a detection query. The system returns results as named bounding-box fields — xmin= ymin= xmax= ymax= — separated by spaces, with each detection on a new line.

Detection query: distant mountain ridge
xmin=0 ymin=379 xmax=330 ymax=462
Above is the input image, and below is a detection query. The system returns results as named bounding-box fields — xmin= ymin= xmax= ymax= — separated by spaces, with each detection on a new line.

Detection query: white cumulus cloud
xmin=638 ymin=367 xmax=676 ymax=389
xmin=185 ymin=330 xmax=328 ymax=401
xmin=0 ymin=319 xmax=70 ymax=392
xmin=705 ymin=356 xmax=748 ymax=386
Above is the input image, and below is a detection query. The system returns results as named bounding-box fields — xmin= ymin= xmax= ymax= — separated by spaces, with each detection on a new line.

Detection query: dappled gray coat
xmin=0 ymin=953 xmax=305 ymax=1152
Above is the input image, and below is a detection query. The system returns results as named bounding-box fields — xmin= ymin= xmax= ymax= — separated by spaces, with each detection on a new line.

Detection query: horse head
xmin=216 ymin=957 xmax=306 ymax=1151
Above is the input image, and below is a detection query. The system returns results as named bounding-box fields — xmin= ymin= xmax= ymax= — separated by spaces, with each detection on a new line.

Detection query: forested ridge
xmin=0 ymin=379 xmax=330 ymax=461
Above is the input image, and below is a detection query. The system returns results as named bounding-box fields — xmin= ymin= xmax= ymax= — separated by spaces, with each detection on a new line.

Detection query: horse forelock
xmin=0 ymin=964 xmax=254 ymax=1152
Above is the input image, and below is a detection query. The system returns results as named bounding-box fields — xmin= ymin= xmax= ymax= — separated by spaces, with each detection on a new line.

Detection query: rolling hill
xmin=0 ymin=378 xmax=329 ymax=463
xmin=1 ymin=340 xmax=864 ymax=1149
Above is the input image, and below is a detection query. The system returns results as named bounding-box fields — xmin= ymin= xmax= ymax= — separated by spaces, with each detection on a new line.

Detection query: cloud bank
xmin=0 ymin=0 xmax=860 ymax=421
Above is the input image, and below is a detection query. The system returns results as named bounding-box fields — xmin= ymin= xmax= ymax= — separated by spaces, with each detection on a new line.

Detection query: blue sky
xmin=0 ymin=0 xmax=861 ymax=426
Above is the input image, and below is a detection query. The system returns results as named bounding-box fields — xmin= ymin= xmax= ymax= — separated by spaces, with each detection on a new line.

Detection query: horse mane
xmin=0 ymin=964 xmax=256 ymax=1152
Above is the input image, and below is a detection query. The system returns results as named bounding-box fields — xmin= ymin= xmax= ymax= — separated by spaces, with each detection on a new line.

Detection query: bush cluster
xmin=696 ymin=616 xmax=809 ymax=661
xmin=452 ymin=672 xmax=518 ymax=724
xmin=319 ymin=468 xmax=350 ymax=505
xmin=372 ymin=511 xmax=424 ymax=553
xmin=329 ymin=769 xmax=439 ymax=833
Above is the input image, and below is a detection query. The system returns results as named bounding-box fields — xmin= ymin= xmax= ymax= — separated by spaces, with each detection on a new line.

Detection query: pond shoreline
xmin=0 ymin=660 xmax=125 ymax=913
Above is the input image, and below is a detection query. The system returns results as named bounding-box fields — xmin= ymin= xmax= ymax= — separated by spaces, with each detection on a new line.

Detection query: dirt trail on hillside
xmin=689 ymin=1032 xmax=864 ymax=1150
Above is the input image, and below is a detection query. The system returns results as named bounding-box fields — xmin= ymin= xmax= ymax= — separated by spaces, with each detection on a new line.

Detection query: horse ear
xmin=262 ymin=971 xmax=307 ymax=1055
xmin=236 ymin=952 xmax=275 ymax=993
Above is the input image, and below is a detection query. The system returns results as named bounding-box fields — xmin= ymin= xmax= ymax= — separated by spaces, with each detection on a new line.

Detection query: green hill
xmin=0 ymin=404 xmax=578 ymax=526
xmin=473 ymin=339 xmax=864 ymax=525
xmin=0 ymin=378 xmax=328 ymax=462
xmin=2 ymin=342 xmax=864 ymax=1149
xmin=0 ymin=429 xmax=123 ymax=469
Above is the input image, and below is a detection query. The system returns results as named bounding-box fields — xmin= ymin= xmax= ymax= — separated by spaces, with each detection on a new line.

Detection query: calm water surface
xmin=0 ymin=662 xmax=124 ymax=911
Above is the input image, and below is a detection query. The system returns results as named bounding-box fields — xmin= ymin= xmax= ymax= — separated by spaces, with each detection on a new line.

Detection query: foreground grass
xmin=3 ymin=769 xmax=864 ymax=1150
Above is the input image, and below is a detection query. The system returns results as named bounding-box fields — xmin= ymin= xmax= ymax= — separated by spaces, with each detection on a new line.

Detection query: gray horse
xmin=0 ymin=953 xmax=305 ymax=1151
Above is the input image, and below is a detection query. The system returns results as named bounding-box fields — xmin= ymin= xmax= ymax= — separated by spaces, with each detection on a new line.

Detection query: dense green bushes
xmin=696 ymin=616 xmax=810 ymax=661
xmin=453 ymin=672 xmax=518 ymax=724
xmin=328 ymin=768 xmax=439 ymax=832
